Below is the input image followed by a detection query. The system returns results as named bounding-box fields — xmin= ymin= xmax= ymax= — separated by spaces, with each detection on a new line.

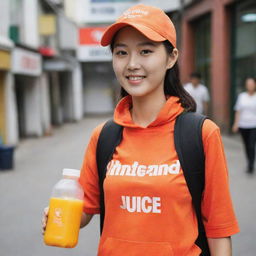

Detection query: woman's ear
xmin=167 ymin=48 xmax=179 ymax=70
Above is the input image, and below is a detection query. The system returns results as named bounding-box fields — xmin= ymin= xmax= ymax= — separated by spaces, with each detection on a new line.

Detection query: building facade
xmin=10 ymin=0 xmax=51 ymax=140
xmin=0 ymin=0 xmax=17 ymax=145
xmin=0 ymin=0 xmax=83 ymax=145
xmin=180 ymin=0 xmax=256 ymax=130
xmin=39 ymin=1 xmax=83 ymax=125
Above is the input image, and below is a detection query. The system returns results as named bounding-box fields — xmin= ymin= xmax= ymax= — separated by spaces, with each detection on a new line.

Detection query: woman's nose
xmin=127 ymin=54 xmax=141 ymax=71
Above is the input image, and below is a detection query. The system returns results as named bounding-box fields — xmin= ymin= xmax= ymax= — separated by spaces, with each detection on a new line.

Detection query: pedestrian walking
xmin=42 ymin=4 xmax=239 ymax=255
xmin=232 ymin=77 xmax=256 ymax=174
xmin=184 ymin=72 xmax=210 ymax=115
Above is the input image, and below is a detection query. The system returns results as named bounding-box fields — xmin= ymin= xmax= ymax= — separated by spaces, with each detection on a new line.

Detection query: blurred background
xmin=0 ymin=0 xmax=255 ymax=255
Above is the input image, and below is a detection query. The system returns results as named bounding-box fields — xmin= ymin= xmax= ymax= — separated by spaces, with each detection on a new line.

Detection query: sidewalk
xmin=0 ymin=116 xmax=255 ymax=256
xmin=222 ymin=134 xmax=256 ymax=256
xmin=0 ymin=116 xmax=107 ymax=256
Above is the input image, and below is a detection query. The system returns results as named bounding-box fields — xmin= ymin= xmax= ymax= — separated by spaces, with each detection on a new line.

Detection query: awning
xmin=43 ymin=56 xmax=76 ymax=71
xmin=0 ymin=36 xmax=14 ymax=51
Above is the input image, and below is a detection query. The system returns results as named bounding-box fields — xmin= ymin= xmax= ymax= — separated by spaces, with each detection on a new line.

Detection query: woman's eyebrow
xmin=113 ymin=43 xmax=127 ymax=48
xmin=113 ymin=42 xmax=156 ymax=48
xmin=137 ymin=42 xmax=156 ymax=47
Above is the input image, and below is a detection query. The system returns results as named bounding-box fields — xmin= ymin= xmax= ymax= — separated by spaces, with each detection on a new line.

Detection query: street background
xmin=0 ymin=0 xmax=256 ymax=255
xmin=0 ymin=116 xmax=255 ymax=256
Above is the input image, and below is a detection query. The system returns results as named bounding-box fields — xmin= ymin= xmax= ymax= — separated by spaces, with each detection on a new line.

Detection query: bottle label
xmin=53 ymin=207 xmax=63 ymax=226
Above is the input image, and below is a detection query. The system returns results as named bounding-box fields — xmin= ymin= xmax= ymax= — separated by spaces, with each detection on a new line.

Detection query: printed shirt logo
xmin=107 ymin=160 xmax=180 ymax=214
xmin=120 ymin=196 xmax=161 ymax=214
xmin=107 ymin=160 xmax=181 ymax=177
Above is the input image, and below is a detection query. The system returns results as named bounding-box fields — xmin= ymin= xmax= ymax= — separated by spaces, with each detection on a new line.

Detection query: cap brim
xmin=100 ymin=22 xmax=166 ymax=47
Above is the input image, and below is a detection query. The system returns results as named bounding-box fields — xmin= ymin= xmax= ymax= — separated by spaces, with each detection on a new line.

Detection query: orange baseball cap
xmin=100 ymin=4 xmax=176 ymax=47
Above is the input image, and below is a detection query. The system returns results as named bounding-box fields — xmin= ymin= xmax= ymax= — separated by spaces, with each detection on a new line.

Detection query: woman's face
xmin=112 ymin=26 xmax=178 ymax=98
xmin=245 ymin=78 xmax=256 ymax=93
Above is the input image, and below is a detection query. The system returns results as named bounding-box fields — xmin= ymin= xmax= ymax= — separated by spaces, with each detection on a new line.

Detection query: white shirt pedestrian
xmin=234 ymin=92 xmax=256 ymax=128
xmin=184 ymin=83 xmax=210 ymax=114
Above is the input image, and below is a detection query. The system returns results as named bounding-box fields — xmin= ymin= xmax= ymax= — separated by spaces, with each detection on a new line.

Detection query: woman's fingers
xmin=42 ymin=207 xmax=49 ymax=235
xmin=44 ymin=207 xmax=49 ymax=217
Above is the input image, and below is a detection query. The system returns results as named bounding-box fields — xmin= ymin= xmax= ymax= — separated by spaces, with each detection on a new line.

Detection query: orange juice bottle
xmin=44 ymin=169 xmax=84 ymax=248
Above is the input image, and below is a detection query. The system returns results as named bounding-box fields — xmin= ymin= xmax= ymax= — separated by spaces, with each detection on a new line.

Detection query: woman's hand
xmin=232 ymin=123 xmax=239 ymax=133
xmin=41 ymin=207 xmax=49 ymax=235
xmin=41 ymin=206 xmax=93 ymax=234
xmin=80 ymin=213 xmax=94 ymax=228
xmin=232 ymin=111 xmax=240 ymax=133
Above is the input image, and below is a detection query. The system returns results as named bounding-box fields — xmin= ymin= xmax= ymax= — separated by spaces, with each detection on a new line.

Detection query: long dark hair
xmin=111 ymin=39 xmax=196 ymax=112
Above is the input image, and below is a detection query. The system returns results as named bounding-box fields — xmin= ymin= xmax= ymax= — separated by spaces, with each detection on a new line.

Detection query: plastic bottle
xmin=44 ymin=168 xmax=84 ymax=248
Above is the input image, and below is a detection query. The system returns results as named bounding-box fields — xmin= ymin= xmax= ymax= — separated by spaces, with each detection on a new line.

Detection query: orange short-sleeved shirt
xmin=79 ymin=96 xmax=239 ymax=256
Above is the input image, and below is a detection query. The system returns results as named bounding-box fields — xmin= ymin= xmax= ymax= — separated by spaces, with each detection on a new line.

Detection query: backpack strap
xmin=174 ymin=112 xmax=210 ymax=256
xmin=96 ymin=119 xmax=123 ymax=234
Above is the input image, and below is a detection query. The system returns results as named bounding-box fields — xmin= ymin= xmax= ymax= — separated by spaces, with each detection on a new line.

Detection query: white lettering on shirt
xmin=107 ymin=160 xmax=180 ymax=177
xmin=120 ymin=196 xmax=161 ymax=214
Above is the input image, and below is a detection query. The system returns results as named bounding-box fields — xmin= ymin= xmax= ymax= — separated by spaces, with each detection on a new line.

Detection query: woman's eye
xmin=141 ymin=49 xmax=153 ymax=55
xmin=115 ymin=50 xmax=127 ymax=56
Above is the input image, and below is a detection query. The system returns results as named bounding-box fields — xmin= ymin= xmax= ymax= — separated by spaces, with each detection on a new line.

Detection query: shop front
xmin=180 ymin=0 xmax=242 ymax=130
xmin=78 ymin=27 xmax=116 ymax=115
xmin=0 ymin=48 xmax=16 ymax=144
xmin=12 ymin=47 xmax=43 ymax=138
xmin=43 ymin=55 xmax=83 ymax=125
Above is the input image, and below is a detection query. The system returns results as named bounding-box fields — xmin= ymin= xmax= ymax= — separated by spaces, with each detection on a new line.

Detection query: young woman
xmin=43 ymin=4 xmax=239 ymax=256
xmin=232 ymin=77 xmax=256 ymax=174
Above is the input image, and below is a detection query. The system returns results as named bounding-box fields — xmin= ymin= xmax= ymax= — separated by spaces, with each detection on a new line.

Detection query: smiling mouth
xmin=126 ymin=76 xmax=146 ymax=81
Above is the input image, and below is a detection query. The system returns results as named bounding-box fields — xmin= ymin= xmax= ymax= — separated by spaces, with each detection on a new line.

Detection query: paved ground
xmin=0 ymin=116 xmax=255 ymax=256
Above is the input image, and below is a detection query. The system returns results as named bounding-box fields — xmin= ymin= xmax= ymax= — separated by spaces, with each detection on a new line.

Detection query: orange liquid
xmin=44 ymin=197 xmax=83 ymax=248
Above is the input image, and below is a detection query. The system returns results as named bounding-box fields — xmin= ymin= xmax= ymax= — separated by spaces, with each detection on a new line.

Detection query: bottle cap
xmin=62 ymin=168 xmax=81 ymax=178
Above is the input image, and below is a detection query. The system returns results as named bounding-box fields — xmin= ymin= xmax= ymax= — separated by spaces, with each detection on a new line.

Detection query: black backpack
xmin=96 ymin=112 xmax=210 ymax=256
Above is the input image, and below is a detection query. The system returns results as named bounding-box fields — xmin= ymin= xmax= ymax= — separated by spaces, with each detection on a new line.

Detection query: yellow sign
xmin=0 ymin=50 xmax=11 ymax=70
xmin=39 ymin=15 xmax=56 ymax=35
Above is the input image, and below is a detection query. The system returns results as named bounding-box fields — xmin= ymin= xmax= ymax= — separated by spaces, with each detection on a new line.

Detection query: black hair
xmin=110 ymin=39 xmax=196 ymax=112
xmin=245 ymin=77 xmax=256 ymax=83
xmin=244 ymin=77 xmax=256 ymax=91
xmin=190 ymin=72 xmax=202 ymax=79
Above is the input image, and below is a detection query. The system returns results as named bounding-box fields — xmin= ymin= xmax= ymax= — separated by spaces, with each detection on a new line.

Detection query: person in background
xmin=184 ymin=72 xmax=210 ymax=115
xmin=232 ymin=77 xmax=256 ymax=174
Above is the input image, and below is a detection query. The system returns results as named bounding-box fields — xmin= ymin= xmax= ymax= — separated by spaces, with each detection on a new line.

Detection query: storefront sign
xmin=12 ymin=47 xmax=42 ymax=76
xmin=77 ymin=27 xmax=112 ymax=62
xmin=83 ymin=0 xmax=137 ymax=23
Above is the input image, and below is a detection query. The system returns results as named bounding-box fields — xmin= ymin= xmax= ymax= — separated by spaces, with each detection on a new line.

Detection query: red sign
xmin=39 ymin=47 xmax=56 ymax=57
xmin=20 ymin=56 xmax=39 ymax=70
xmin=79 ymin=27 xmax=107 ymax=45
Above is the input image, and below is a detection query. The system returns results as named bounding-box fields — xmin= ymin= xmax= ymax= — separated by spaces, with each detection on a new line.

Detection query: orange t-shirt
xmin=79 ymin=96 xmax=239 ymax=256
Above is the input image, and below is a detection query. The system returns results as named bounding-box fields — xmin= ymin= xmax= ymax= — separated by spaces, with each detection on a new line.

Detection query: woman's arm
xmin=80 ymin=212 xmax=94 ymax=228
xmin=207 ymin=237 xmax=232 ymax=256
xmin=201 ymin=121 xmax=239 ymax=254
xmin=232 ymin=111 xmax=240 ymax=133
